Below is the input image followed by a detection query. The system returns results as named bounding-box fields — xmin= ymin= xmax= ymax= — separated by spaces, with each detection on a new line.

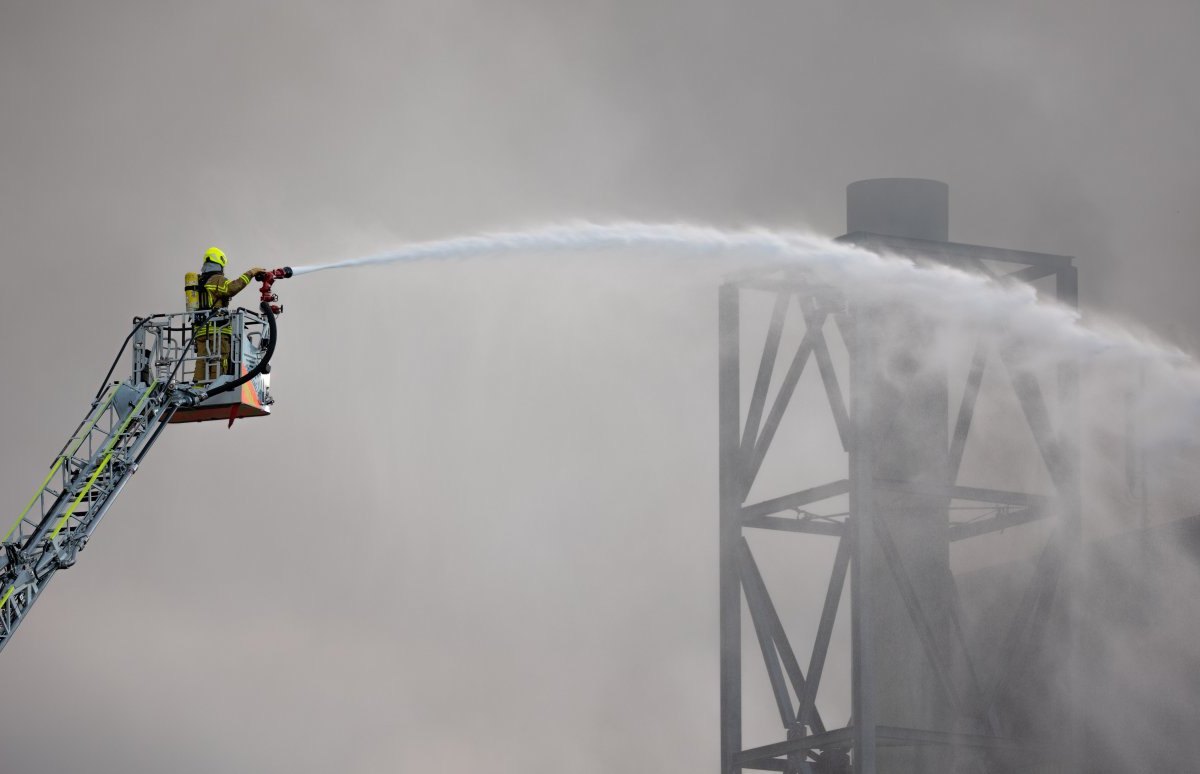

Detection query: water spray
xmin=288 ymin=222 xmax=1191 ymax=369
xmin=283 ymin=221 xmax=1200 ymax=455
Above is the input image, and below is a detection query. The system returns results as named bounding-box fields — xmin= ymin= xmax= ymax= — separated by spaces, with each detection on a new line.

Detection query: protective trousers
xmin=193 ymin=332 xmax=234 ymax=384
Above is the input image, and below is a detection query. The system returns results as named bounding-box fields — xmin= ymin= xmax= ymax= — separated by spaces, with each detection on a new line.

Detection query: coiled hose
xmin=199 ymin=301 xmax=277 ymax=400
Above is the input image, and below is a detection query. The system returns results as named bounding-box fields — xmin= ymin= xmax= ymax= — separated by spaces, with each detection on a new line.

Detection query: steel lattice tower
xmin=718 ymin=180 xmax=1080 ymax=774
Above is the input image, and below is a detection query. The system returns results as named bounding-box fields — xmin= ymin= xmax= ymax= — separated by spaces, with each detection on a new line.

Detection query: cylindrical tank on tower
xmin=847 ymin=178 xmax=949 ymax=242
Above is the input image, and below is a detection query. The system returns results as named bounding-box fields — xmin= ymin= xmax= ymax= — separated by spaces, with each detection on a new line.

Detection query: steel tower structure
xmin=718 ymin=180 xmax=1079 ymax=774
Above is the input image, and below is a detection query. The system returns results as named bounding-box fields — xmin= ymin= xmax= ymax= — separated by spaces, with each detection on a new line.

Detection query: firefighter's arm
xmin=205 ymin=274 xmax=242 ymax=301
xmin=221 ymin=268 xmax=265 ymax=298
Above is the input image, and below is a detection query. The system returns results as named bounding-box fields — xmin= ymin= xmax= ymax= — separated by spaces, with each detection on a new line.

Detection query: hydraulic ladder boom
xmin=0 ymin=381 xmax=176 ymax=651
xmin=0 ymin=304 xmax=279 ymax=653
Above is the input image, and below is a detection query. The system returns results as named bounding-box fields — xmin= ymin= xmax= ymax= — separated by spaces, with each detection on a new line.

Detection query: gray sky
xmin=1 ymin=2 xmax=1198 ymax=772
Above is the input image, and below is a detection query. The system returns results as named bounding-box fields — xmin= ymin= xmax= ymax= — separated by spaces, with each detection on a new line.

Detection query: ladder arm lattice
xmin=0 ymin=381 xmax=176 ymax=652
xmin=0 ymin=307 xmax=277 ymax=655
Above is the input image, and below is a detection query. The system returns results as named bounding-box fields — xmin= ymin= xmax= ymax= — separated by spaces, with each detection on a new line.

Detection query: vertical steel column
xmin=847 ymin=306 xmax=877 ymax=774
xmin=719 ymin=282 xmax=743 ymax=774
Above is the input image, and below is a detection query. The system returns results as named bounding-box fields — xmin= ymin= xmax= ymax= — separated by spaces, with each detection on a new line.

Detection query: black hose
xmin=203 ymin=302 xmax=277 ymax=399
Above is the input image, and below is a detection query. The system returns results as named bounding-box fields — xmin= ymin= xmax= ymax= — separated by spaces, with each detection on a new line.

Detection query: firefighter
xmin=192 ymin=247 xmax=266 ymax=384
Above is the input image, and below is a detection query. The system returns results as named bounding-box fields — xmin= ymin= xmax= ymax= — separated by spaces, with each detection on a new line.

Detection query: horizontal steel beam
xmin=949 ymin=507 xmax=1046 ymax=541
xmin=876 ymin=725 xmax=1044 ymax=754
xmin=1004 ymin=264 xmax=1059 ymax=283
xmin=838 ymin=232 xmax=1074 ymax=270
xmin=736 ymin=724 xmax=1044 ymax=767
xmin=734 ymin=726 xmax=855 ymax=765
xmin=742 ymin=480 xmax=851 ymax=519
xmin=950 ymin=485 xmax=1050 ymax=508
xmin=866 ymin=480 xmax=1050 ymax=509
xmin=742 ymin=516 xmax=846 ymax=537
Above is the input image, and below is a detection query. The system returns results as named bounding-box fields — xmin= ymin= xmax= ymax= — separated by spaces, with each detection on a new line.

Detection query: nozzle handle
xmin=254 ymin=267 xmax=293 ymax=281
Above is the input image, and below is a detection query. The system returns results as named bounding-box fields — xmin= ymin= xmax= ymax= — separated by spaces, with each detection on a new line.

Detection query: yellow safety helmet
xmin=203 ymin=246 xmax=227 ymax=268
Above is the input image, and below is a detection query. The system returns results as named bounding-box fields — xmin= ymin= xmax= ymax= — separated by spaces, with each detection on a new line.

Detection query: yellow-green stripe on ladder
xmin=3 ymin=385 xmax=122 ymax=543
xmin=48 ymin=381 xmax=158 ymax=541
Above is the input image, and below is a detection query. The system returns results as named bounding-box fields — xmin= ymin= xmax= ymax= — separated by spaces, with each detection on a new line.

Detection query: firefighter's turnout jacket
xmin=195 ymin=269 xmax=254 ymax=336
xmin=193 ymin=268 xmax=253 ymax=382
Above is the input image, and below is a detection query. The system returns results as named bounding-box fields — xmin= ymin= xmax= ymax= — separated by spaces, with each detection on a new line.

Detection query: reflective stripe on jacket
xmin=195 ymin=270 xmax=252 ymax=336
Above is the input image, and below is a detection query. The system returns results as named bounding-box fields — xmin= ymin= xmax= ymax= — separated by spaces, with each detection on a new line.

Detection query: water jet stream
xmin=291 ymin=221 xmax=1200 ymax=451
